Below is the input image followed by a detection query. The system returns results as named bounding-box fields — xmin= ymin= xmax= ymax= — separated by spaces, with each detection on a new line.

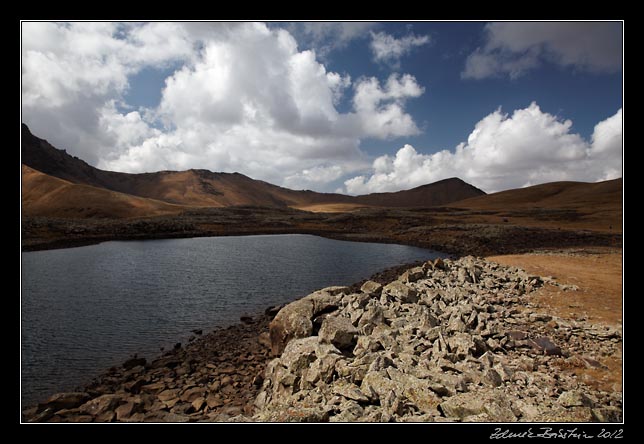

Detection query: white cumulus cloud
xmin=370 ymin=31 xmax=430 ymax=67
xmin=21 ymin=22 xmax=426 ymax=190
xmin=463 ymin=22 xmax=622 ymax=79
xmin=352 ymin=74 xmax=425 ymax=139
xmin=345 ymin=103 xmax=622 ymax=194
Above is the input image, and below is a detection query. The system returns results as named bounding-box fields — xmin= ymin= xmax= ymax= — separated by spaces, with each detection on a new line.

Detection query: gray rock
xmin=280 ymin=336 xmax=341 ymax=373
xmin=382 ymin=281 xmax=419 ymax=304
xmin=439 ymin=391 xmax=515 ymax=421
xmin=329 ymin=401 xmax=365 ymax=422
xmin=439 ymin=392 xmax=486 ymax=419
xmin=357 ymin=305 xmax=386 ymax=335
xmin=401 ymin=267 xmax=424 ymax=283
xmin=319 ymin=315 xmax=358 ymax=350
xmin=457 ymin=267 xmax=471 ymax=283
xmin=160 ymin=412 xmax=191 ymax=422
xmin=558 ymin=390 xmax=595 ymax=408
xmin=255 ymin=405 xmax=330 ymax=422
xmin=269 ymin=287 xmax=345 ymax=355
xmin=447 ymin=333 xmax=475 ymax=360
xmin=360 ymin=280 xmax=383 ymax=295
xmin=303 ymin=352 xmax=342 ymax=385
xmin=332 ymin=380 xmax=370 ymax=402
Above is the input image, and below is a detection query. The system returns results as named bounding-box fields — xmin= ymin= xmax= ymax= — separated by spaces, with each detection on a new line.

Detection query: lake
xmin=21 ymin=234 xmax=441 ymax=406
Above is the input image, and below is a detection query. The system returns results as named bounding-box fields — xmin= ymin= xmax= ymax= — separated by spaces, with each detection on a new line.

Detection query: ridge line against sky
xmin=21 ymin=21 xmax=623 ymax=193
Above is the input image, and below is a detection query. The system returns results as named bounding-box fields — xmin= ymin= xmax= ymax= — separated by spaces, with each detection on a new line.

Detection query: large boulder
xmin=361 ymin=369 xmax=440 ymax=415
xmin=269 ymin=287 xmax=347 ymax=355
xmin=439 ymin=391 xmax=516 ymax=421
xmin=279 ymin=336 xmax=341 ymax=374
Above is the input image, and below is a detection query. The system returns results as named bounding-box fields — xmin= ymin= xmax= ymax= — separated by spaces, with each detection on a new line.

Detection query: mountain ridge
xmin=21 ymin=123 xmax=486 ymax=213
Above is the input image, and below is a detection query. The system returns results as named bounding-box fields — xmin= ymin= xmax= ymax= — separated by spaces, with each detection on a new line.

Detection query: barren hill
xmin=452 ymin=179 xmax=622 ymax=211
xmin=21 ymin=123 xmax=486 ymax=212
xmin=22 ymin=165 xmax=185 ymax=219
xmin=450 ymin=179 xmax=622 ymax=232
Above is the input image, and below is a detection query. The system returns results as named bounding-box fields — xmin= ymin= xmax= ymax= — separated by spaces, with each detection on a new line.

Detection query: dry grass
xmin=487 ymin=249 xmax=622 ymax=393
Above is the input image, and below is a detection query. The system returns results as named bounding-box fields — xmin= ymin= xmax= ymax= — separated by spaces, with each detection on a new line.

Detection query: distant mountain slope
xmin=451 ymin=179 xmax=622 ymax=212
xmin=21 ymin=123 xmax=486 ymax=212
xmin=22 ymin=165 xmax=185 ymax=218
xmin=353 ymin=178 xmax=486 ymax=208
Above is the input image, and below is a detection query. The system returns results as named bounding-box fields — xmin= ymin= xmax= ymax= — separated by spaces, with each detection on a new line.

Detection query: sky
xmin=21 ymin=21 xmax=623 ymax=194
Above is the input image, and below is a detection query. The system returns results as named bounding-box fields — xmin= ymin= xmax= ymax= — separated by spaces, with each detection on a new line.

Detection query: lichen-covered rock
xmin=360 ymin=280 xmax=383 ymax=295
xmin=280 ymin=336 xmax=341 ymax=374
xmin=382 ymin=281 xmax=418 ymax=304
xmin=558 ymin=390 xmax=595 ymax=408
xmin=319 ymin=315 xmax=358 ymax=350
xmin=439 ymin=391 xmax=516 ymax=421
xmin=269 ymin=286 xmax=347 ymax=355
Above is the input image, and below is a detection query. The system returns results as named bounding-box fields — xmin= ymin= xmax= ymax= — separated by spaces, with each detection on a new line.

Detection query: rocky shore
xmin=22 ymin=206 xmax=620 ymax=257
xmin=23 ymin=255 xmax=622 ymax=423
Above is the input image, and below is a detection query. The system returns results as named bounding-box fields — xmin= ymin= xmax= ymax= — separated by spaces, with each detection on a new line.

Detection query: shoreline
xmin=21 ymin=223 xmax=620 ymax=259
xmin=22 ymin=259 xmax=430 ymax=422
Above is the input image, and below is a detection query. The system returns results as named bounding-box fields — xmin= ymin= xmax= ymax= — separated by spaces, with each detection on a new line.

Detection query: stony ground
xmin=22 ymin=205 xmax=620 ymax=257
xmin=253 ymin=255 xmax=623 ymax=422
xmin=24 ymin=251 xmax=623 ymax=423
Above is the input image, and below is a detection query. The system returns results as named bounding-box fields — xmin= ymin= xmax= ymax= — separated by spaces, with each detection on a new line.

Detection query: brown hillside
xmin=22 ymin=165 xmax=185 ymax=219
xmin=22 ymin=124 xmax=485 ymax=212
xmin=354 ymin=178 xmax=485 ymax=208
xmin=453 ymin=179 xmax=622 ymax=211
xmin=450 ymin=179 xmax=622 ymax=232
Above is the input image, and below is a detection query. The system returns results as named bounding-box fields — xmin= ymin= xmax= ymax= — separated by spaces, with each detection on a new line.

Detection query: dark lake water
xmin=21 ymin=234 xmax=441 ymax=406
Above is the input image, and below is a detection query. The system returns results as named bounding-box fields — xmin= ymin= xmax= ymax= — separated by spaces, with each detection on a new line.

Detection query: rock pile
xmin=253 ymin=256 xmax=622 ymax=422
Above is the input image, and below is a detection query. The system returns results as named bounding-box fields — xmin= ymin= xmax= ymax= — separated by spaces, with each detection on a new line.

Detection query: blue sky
xmin=22 ymin=21 xmax=622 ymax=193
